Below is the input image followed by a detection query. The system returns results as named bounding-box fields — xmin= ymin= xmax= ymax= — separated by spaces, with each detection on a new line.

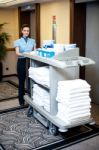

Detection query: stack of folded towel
xmin=28 ymin=66 xmax=49 ymax=87
xmin=56 ymin=79 xmax=91 ymax=125
xmin=32 ymin=84 xmax=50 ymax=112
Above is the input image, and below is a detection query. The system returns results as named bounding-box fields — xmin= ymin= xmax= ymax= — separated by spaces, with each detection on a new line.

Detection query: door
xmin=70 ymin=1 xmax=86 ymax=79
xmin=18 ymin=4 xmax=40 ymax=48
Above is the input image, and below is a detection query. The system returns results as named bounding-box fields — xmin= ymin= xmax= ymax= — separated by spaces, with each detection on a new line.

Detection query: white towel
xmin=57 ymin=103 xmax=90 ymax=113
xmin=29 ymin=66 xmax=49 ymax=87
xmin=58 ymin=79 xmax=90 ymax=89
xmin=57 ymin=87 xmax=91 ymax=95
xmin=44 ymin=105 xmax=50 ymax=112
xmin=32 ymin=84 xmax=50 ymax=109
xmin=56 ymin=95 xmax=90 ymax=103
xmin=57 ymin=103 xmax=91 ymax=111
xmin=56 ymin=79 xmax=91 ymax=125
xmin=29 ymin=74 xmax=49 ymax=87
xmin=58 ymin=101 xmax=91 ymax=108
xmin=33 ymin=88 xmax=49 ymax=98
xmin=57 ymin=112 xmax=90 ymax=124
xmin=57 ymin=95 xmax=90 ymax=102
xmin=32 ymin=94 xmax=43 ymax=106
xmin=56 ymin=92 xmax=89 ymax=99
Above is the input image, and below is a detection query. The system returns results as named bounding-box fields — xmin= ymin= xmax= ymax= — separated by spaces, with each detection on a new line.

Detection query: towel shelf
xmin=30 ymin=78 xmax=50 ymax=91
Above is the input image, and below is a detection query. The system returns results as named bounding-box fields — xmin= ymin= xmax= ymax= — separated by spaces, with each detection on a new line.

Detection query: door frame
xmin=70 ymin=0 xmax=86 ymax=79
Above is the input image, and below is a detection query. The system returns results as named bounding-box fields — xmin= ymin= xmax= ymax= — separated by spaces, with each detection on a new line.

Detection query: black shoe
xmin=19 ymin=101 xmax=25 ymax=106
xmin=27 ymin=106 xmax=33 ymax=117
xmin=20 ymin=103 xmax=25 ymax=107
xmin=19 ymin=100 xmax=25 ymax=106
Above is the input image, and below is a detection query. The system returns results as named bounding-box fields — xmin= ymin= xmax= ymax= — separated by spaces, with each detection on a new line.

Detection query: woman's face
xmin=21 ymin=27 xmax=30 ymax=37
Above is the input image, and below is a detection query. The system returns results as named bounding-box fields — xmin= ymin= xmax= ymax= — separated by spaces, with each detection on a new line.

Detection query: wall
xmin=40 ymin=0 xmax=70 ymax=45
xmin=2 ymin=51 xmax=17 ymax=75
xmin=85 ymin=2 xmax=99 ymax=104
xmin=0 ymin=8 xmax=19 ymax=47
xmin=0 ymin=8 xmax=18 ymax=75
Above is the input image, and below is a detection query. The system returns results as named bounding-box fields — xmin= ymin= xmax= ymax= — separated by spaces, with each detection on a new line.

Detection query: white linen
xmin=32 ymin=84 xmax=50 ymax=112
xmin=56 ymin=79 xmax=92 ymax=125
xmin=58 ymin=79 xmax=90 ymax=88
xmin=29 ymin=66 xmax=49 ymax=87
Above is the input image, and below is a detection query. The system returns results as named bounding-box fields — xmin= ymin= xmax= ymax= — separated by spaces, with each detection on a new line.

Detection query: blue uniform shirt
xmin=14 ymin=37 xmax=36 ymax=58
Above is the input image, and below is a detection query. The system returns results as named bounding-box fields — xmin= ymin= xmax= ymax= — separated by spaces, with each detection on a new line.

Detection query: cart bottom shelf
xmin=24 ymin=94 xmax=95 ymax=133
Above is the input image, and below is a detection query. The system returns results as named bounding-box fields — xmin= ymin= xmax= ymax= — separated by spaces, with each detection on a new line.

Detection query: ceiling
xmin=0 ymin=0 xmax=54 ymax=7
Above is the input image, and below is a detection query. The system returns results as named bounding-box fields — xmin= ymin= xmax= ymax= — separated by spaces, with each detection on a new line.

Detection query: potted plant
xmin=0 ymin=23 xmax=10 ymax=81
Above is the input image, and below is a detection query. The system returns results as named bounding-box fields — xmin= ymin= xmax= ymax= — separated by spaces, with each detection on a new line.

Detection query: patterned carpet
xmin=0 ymin=81 xmax=18 ymax=101
xmin=0 ymin=108 xmax=62 ymax=150
xmin=0 ymin=108 xmax=99 ymax=150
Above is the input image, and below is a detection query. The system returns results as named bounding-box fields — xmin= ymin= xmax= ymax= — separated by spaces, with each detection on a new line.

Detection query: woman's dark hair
xmin=20 ymin=24 xmax=30 ymax=37
xmin=21 ymin=24 xmax=30 ymax=30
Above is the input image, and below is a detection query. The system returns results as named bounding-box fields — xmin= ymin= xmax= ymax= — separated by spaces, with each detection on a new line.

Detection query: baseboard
xmin=3 ymin=74 xmax=17 ymax=78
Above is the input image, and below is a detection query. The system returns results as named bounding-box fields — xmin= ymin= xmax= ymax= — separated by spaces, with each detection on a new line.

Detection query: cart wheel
xmin=49 ymin=123 xmax=58 ymax=136
xmin=27 ymin=106 xmax=34 ymax=117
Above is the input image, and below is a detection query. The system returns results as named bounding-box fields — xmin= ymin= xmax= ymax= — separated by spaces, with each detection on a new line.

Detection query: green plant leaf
xmin=0 ymin=32 xmax=10 ymax=44
xmin=0 ymin=44 xmax=7 ymax=60
xmin=0 ymin=22 xmax=10 ymax=60
xmin=0 ymin=23 xmax=7 ymax=32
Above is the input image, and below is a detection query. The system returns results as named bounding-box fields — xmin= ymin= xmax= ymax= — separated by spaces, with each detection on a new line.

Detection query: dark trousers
xmin=17 ymin=58 xmax=26 ymax=105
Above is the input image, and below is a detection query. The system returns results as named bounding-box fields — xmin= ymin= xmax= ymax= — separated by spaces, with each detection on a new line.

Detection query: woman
xmin=14 ymin=24 xmax=36 ymax=106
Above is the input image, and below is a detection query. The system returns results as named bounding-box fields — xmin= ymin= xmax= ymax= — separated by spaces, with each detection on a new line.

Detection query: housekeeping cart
xmin=23 ymin=48 xmax=95 ymax=135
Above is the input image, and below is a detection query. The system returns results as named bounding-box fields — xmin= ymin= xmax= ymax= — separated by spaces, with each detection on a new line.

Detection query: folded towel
xmin=56 ymin=95 xmax=90 ymax=103
xmin=57 ymin=87 xmax=91 ymax=95
xmin=57 ymin=104 xmax=90 ymax=113
xmin=44 ymin=106 xmax=50 ymax=112
xmin=57 ymin=92 xmax=90 ymax=98
xmin=57 ymin=103 xmax=91 ymax=111
xmin=58 ymin=79 xmax=90 ymax=89
xmin=56 ymin=96 xmax=91 ymax=103
xmin=56 ymin=79 xmax=91 ymax=125
xmin=32 ymin=84 xmax=50 ymax=107
xmin=33 ymin=84 xmax=49 ymax=96
xmin=58 ymin=102 xmax=91 ymax=109
xmin=57 ymin=112 xmax=90 ymax=124
xmin=29 ymin=66 xmax=49 ymax=87
xmin=29 ymin=75 xmax=49 ymax=87
xmin=32 ymin=95 xmax=44 ymax=106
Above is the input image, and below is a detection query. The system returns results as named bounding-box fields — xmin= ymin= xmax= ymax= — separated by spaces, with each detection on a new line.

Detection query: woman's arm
xmin=32 ymin=40 xmax=36 ymax=51
xmin=33 ymin=45 xmax=36 ymax=51
xmin=15 ymin=47 xmax=23 ymax=56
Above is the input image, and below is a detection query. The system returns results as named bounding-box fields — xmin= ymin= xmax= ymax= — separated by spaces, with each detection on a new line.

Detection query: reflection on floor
xmin=1 ymin=76 xmax=99 ymax=150
xmin=3 ymin=75 xmax=19 ymax=85
xmin=0 ymin=98 xmax=19 ymax=111
xmin=62 ymin=135 xmax=99 ymax=150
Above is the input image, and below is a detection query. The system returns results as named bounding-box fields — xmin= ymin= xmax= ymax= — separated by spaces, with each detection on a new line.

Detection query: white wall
xmin=85 ymin=2 xmax=99 ymax=104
